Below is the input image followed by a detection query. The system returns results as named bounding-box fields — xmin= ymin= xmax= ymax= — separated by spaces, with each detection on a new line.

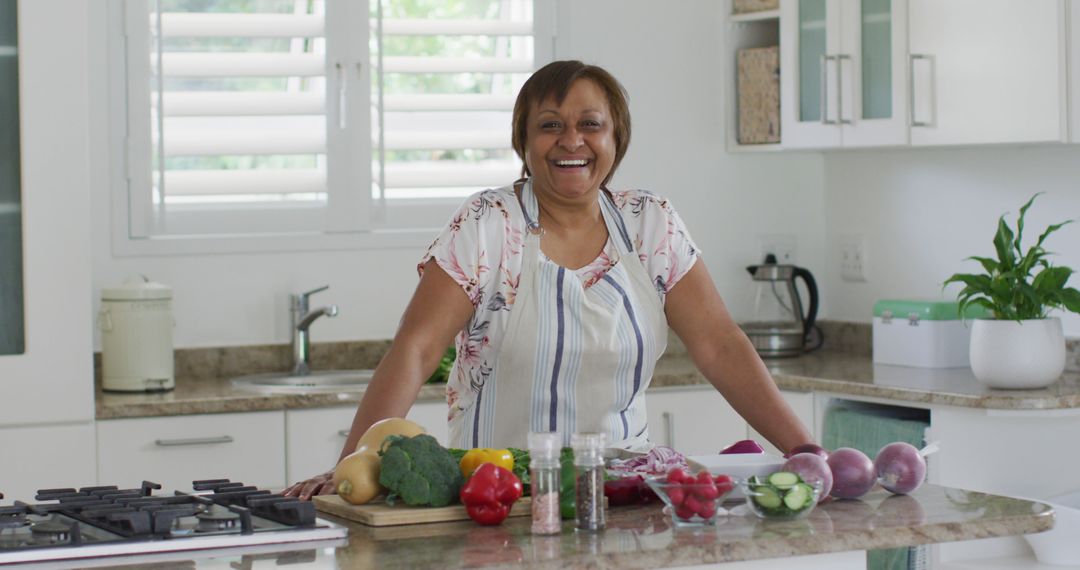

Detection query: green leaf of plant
xmin=965 ymin=297 xmax=998 ymax=318
xmin=1035 ymin=220 xmax=1073 ymax=250
xmin=1013 ymin=193 xmax=1040 ymax=255
xmin=1015 ymin=282 xmax=1042 ymax=320
xmin=1061 ymin=288 xmax=1080 ymax=313
xmin=1017 ymin=245 xmax=1047 ymax=278
xmin=945 ymin=273 xmax=993 ymax=296
xmin=994 ymin=216 xmax=1016 ymax=270
xmin=1033 ymin=266 xmax=1073 ymax=294
xmin=966 ymin=256 xmax=1000 ymax=275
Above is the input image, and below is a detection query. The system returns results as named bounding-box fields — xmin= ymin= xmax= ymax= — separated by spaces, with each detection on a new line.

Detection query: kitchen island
xmin=89 ymin=484 xmax=1050 ymax=569
xmin=90 ymin=343 xmax=1080 ymax=567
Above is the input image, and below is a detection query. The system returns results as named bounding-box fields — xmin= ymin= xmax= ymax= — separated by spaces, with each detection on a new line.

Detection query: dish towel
xmin=822 ymin=400 xmax=930 ymax=570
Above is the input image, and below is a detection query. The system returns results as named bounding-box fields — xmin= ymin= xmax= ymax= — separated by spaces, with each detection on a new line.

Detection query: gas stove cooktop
xmin=0 ymin=480 xmax=347 ymax=565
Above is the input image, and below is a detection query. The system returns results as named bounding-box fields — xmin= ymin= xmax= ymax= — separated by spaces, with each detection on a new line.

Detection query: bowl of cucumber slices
xmin=741 ymin=471 xmax=822 ymax=520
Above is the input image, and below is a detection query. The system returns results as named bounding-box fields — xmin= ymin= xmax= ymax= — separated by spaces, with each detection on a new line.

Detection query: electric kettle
xmin=741 ymin=255 xmax=819 ymax=358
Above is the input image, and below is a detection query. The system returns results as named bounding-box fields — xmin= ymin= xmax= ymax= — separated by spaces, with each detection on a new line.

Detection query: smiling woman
xmin=286 ymin=60 xmax=816 ymax=501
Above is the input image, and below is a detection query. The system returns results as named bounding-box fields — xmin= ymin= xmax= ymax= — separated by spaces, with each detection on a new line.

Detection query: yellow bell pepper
xmin=459 ymin=448 xmax=514 ymax=478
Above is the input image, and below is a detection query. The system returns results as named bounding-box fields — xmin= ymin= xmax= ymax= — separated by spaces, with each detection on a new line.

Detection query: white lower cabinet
xmin=645 ymin=387 xmax=746 ymax=456
xmin=748 ymin=389 xmax=817 ymax=456
xmin=96 ymin=412 xmax=286 ymax=491
xmin=284 ymin=400 xmax=450 ymax=485
xmin=0 ymin=423 xmax=96 ymax=500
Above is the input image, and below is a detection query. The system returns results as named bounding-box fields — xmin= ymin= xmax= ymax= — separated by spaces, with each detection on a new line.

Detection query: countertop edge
xmin=95 ymin=351 xmax=1080 ymax=420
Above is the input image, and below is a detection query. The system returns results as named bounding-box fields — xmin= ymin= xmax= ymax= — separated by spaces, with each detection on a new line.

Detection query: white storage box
xmin=872 ymin=300 xmax=988 ymax=369
xmin=688 ymin=453 xmax=787 ymax=499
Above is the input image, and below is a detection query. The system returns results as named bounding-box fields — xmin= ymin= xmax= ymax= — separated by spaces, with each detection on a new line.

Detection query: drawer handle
xmin=154 ymin=435 xmax=234 ymax=447
xmin=337 ymin=429 xmax=350 ymax=437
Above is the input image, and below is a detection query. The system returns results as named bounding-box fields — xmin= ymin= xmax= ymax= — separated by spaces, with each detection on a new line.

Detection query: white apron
xmin=449 ymin=179 xmax=668 ymax=450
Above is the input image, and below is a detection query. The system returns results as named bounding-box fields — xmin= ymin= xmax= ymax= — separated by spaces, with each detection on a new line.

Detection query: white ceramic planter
xmin=969 ymin=317 xmax=1065 ymax=389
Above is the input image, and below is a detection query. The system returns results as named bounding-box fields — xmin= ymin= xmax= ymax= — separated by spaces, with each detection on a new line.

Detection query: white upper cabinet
xmin=0 ymin=0 xmax=94 ymax=426
xmin=908 ymin=0 xmax=1066 ymax=146
xmin=1070 ymin=0 xmax=1080 ymax=142
xmin=781 ymin=0 xmax=909 ymax=148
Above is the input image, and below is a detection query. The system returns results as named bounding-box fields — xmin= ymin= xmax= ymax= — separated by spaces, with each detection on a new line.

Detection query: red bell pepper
xmin=459 ymin=463 xmax=523 ymax=526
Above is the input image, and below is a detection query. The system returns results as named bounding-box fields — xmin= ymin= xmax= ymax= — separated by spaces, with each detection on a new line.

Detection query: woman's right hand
xmin=283 ymin=468 xmax=336 ymax=501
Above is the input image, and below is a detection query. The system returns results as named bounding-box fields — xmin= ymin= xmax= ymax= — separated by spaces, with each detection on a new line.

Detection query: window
xmin=117 ymin=0 xmax=551 ymax=253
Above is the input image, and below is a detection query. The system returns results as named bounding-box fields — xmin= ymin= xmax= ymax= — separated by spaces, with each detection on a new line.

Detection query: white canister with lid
xmin=99 ymin=275 xmax=175 ymax=392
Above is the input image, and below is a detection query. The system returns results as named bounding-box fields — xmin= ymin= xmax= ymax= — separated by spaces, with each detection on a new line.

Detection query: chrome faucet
xmin=291 ymin=285 xmax=339 ymax=376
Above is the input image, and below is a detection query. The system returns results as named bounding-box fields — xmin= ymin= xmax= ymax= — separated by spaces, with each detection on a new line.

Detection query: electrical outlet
xmin=840 ymin=234 xmax=867 ymax=282
xmin=758 ymin=233 xmax=797 ymax=264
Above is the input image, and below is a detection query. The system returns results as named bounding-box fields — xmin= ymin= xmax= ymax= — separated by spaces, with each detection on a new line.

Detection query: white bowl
xmin=1023 ymin=490 xmax=1080 ymax=565
xmin=687 ymin=453 xmax=787 ymax=499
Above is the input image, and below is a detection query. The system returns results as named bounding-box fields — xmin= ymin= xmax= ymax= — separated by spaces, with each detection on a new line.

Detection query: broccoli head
xmin=378 ymin=433 xmax=464 ymax=507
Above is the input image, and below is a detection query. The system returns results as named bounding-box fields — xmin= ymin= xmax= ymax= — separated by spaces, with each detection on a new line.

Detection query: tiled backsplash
xmin=94 ymin=320 xmax=1080 ymax=382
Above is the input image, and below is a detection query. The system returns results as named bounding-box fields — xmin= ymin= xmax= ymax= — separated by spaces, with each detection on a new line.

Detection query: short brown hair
xmin=511 ymin=60 xmax=631 ymax=187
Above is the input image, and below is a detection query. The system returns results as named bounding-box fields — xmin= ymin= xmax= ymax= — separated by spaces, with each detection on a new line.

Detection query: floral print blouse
xmin=418 ymin=184 xmax=701 ymax=424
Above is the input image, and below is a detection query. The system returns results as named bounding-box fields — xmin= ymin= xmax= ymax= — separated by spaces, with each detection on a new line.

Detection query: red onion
xmin=874 ymin=442 xmax=927 ymax=495
xmin=782 ymin=452 xmax=833 ymax=501
xmin=827 ymin=447 xmax=876 ymax=499
xmin=786 ymin=442 xmax=830 ymax=460
xmin=719 ymin=439 xmax=766 ymax=454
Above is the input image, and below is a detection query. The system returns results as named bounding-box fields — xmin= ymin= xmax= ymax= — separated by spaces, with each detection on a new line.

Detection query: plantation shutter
xmin=371 ymin=0 xmax=536 ymax=223
xmin=126 ymin=0 xmax=368 ymax=237
xmin=121 ymin=0 xmax=548 ymax=243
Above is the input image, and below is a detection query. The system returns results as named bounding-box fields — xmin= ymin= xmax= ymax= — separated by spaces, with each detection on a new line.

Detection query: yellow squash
xmin=333 ymin=450 xmax=383 ymax=505
xmin=354 ymin=417 xmax=426 ymax=454
xmin=334 ymin=417 xmax=427 ymax=505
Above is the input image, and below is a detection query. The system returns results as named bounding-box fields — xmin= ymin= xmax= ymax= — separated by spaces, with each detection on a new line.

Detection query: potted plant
xmin=945 ymin=193 xmax=1080 ymax=389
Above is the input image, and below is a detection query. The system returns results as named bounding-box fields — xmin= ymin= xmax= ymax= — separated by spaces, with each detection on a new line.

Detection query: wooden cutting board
xmin=313 ymin=495 xmax=533 ymax=526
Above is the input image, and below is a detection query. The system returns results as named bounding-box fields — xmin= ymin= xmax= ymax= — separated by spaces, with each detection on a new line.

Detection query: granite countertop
xmin=124 ymin=484 xmax=1054 ymax=569
xmin=96 ymin=349 xmax=1080 ymax=419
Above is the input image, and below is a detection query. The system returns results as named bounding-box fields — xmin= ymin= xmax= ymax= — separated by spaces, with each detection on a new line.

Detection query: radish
xmin=875 ymin=442 xmax=927 ymax=495
xmin=827 ymin=447 xmax=876 ymax=499
xmin=782 ymin=452 xmax=833 ymax=502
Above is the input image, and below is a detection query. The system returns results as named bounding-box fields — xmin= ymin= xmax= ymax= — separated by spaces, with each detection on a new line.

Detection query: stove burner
xmin=0 ymin=479 xmax=338 ymax=565
xmin=29 ymin=516 xmax=74 ymax=544
xmin=194 ymin=509 xmax=241 ymax=532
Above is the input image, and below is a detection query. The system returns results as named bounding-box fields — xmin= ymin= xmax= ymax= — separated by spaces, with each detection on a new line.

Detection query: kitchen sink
xmin=231 ymin=370 xmax=375 ymax=394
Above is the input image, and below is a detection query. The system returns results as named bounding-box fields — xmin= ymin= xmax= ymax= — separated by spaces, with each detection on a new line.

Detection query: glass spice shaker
xmin=571 ymin=432 xmax=606 ymax=532
xmin=528 ymin=431 xmax=562 ymax=535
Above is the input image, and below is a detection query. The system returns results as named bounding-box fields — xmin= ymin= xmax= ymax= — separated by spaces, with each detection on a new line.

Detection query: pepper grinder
xmin=571 ymin=432 xmax=606 ymax=532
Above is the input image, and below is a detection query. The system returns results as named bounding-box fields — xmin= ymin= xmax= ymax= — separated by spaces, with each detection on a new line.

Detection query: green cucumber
xmin=783 ymin=484 xmax=810 ymax=510
xmin=767 ymin=471 xmax=800 ymax=489
xmin=753 ymin=486 xmax=783 ymax=509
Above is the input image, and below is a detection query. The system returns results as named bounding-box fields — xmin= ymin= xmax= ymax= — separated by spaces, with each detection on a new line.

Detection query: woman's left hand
xmin=282 ymin=468 xmax=336 ymax=501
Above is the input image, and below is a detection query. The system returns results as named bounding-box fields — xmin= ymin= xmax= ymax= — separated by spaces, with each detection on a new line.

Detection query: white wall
xmin=823 ymin=146 xmax=1080 ymax=336
xmin=87 ymin=0 xmax=828 ymax=349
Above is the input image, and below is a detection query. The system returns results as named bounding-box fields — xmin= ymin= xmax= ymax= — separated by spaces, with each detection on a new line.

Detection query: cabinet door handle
xmin=836 ymin=54 xmax=852 ymax=125
xmin=909 ymin=54 xmax=935 ymax=127
xmin=337 ymin=429 xmax=350 ymax=437
xmin=155 ymin=435 xmax=234 ymax=447
xmin=820 ymin=55 xmax=838 ymax=125
xmin=662 ymin=412 xmax=675 ymax=448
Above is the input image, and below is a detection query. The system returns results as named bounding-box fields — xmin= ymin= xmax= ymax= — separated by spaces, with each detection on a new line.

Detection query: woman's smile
xmin=525 ymin=78 xmax=616 ymax=201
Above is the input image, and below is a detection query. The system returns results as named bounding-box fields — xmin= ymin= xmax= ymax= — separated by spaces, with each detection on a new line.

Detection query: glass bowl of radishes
xmin=741 ymin=471 xmax=823 ymax=521
xmin=645 ymin=468 xmax=736 ymax=526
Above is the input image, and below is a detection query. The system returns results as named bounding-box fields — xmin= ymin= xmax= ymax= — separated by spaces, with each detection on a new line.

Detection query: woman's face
xmin=524 ymin=78 xmax=616 ymax=202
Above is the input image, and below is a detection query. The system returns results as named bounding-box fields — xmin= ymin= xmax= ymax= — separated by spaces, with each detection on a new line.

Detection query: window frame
xmin=108 ymin=0 xmax=555 ymax=257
